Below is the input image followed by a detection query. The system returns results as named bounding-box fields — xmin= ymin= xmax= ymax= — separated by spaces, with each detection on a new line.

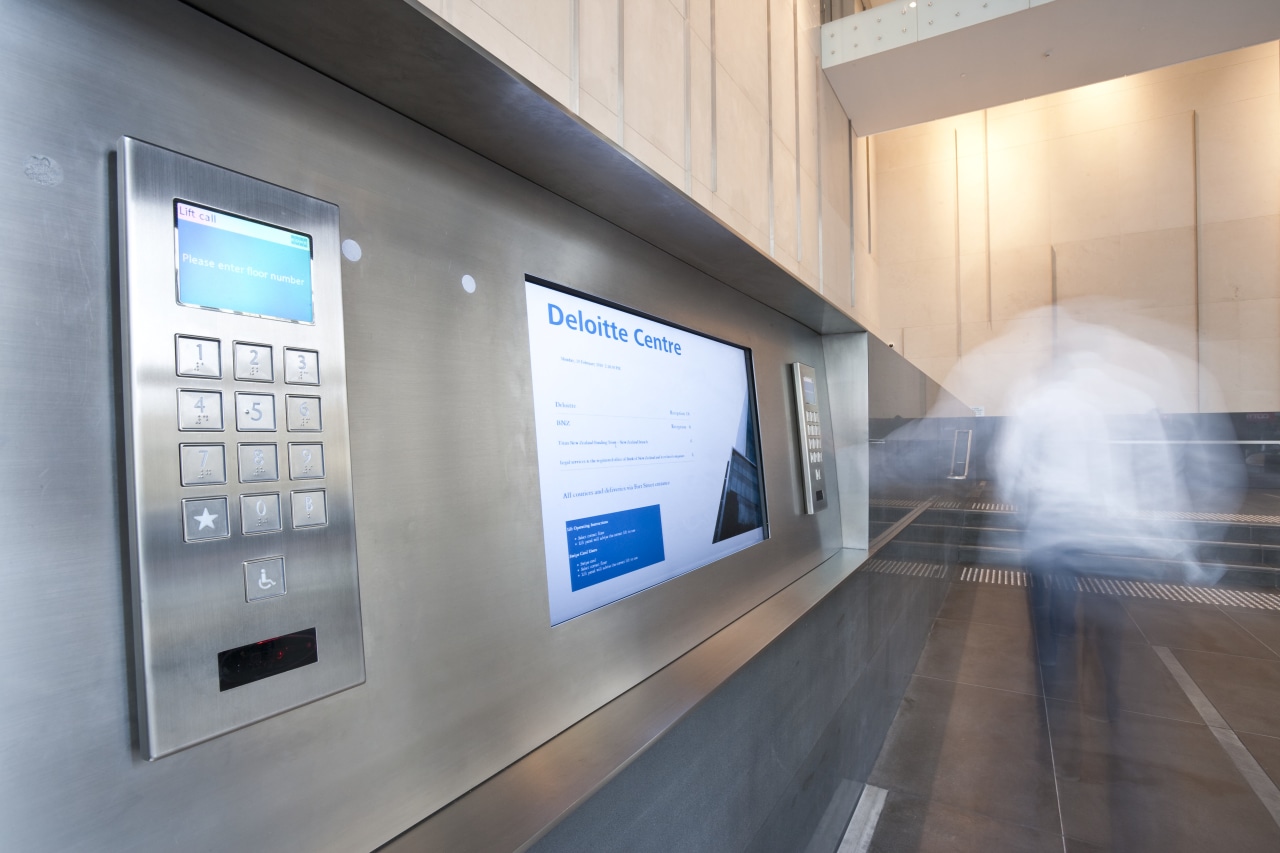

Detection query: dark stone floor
xmin=865 ymin=578 xmax=1280 ymax=852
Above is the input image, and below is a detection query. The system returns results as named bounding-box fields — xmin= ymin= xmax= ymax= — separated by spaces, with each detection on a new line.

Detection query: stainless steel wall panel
xmin=0 ymin=0 xmax=844 ymax=850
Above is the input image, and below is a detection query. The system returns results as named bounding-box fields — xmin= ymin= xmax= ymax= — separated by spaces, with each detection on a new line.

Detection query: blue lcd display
xmin=175 ymin=200 xmax=314 ymax=323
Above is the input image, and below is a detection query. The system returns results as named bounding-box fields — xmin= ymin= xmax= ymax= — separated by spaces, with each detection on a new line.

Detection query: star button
xmin=194 ymin=507 xmax=218 ymax=530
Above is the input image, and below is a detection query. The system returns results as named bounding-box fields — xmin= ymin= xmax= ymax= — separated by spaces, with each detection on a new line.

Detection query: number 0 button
xmin=235 ymin=392 xmax=277 ymax=431
xmin=286 ymin=396 xmax=322 ymax=431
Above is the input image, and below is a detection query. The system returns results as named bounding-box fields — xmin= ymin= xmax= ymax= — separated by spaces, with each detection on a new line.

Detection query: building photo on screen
xmin=524 ymin=277 xmax=768 ymax=624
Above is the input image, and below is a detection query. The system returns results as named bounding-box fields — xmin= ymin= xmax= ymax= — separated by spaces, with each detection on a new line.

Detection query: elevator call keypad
xmin=174 ymin=336 xmax=330 ymax=551
xmin=120 ymin=137 xmax=364 ymax=759
xmin=791 ymin=362 xmax=828 ymax=514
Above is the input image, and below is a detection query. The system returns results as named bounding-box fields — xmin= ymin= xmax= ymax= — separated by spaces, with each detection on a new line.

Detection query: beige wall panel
xmin=770 ymin=0 xmax=797 ymax=158
xmin=800 ymin=169 xmax=820 ymax=279
xmin=1232 ymin=338 xmax=1280 ymax=412
xmin=624 ymin=123 xmax=686 ymax=188
xmin=715 ymin=67 xmax=771 ymax=242
xmin=912 ymin=355 xmax=960 ymax=390
xmin=1137 ymin=41 xmax=1277 ymax=101
xmin=1198 ymin=95 xmax=1280 ymax=224
xmin=451 ymin=0 xmax=575 ymax=104
xmin=875 ymin=159 xmax=956 ymax=265
xmin=1053 ymin=236 xmax=1121 ymax=302
xmin=1200 ymin=215 xmax=1280 ymax=303
xmin=989 ymin=245 xmax=1051 ymax=320
xmin=1115 ymin=113 xmax=1195 ymax=234
xmin=903 ymin=324 xmax=957 ymax=360
xmin=690 ymin=32 xmax=714 ymax=187
xmin=1199 ymin=339 xmax=1241 ymax=411
xmin=1198 ymin=299 xmax=1239 ymax=343
xmin=580 ymin=0 xmax=620 ymax=111
xmin=988 ymin=142 xmax=1050 ymax=252
xmin=689 ymin=0 xmax=711 ymax=45
xmin=957 ymin=153 xmax=987 ymax=253
xmin=773 ymin=137 xmax=799 ymax=260
xmin=473 ymin=0 xmax=575 ymax=74
xmin=1047 ymin=128 xmax=1120 ymax=245
xmin=796 ymin=35 xmax=819 ymax=184
xmin=821 ymin=81 xmax=851 ymax=228
xmin=822 ymin=196 xmax=852 ymax=303
xmin=713 ymin=0 xmax=769 ymax=118
xmin=959 ymin=251 xmax=989 ymax=326
xmin=854 ymin=251 xmax=881 ymax=330
xmin=580 ymin=90 xmax=619 ymax=140
xmin=1239 ymin=297 xmax=1280 ymax=341
xmin=878 ymin=256 xmax=956 ymax=329
xmin=624 ymin=0 xmax=687 ymax=166
xmin=875 ymin=122 xmax=957 ymax=173
xmin=1116 ymin=227 xmax=1197 ymax=308
xmin=987 ymin=101 xmax=1052 ymax=153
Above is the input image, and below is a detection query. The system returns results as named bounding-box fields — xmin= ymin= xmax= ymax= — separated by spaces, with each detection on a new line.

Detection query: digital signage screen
xmin=174 ymin=200 xmax=314 ymax=323
xmin=525 ymin=277 xmax=768 ymax=625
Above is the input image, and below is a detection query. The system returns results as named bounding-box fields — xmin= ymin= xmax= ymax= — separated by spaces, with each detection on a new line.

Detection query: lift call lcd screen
xmin=218 ymin=628 xmax=318 ymax=692
xmin=175 ymin=200 xmax=314 ymax=323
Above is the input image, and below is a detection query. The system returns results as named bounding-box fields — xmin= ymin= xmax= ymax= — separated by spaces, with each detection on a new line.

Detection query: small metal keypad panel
xmin=244 ymin=556 xmax=286 ymax=602
xmin=177 ymin=390 xmax=224 ymax=431
xmin=284 ymin=348 xmax=319 ymax=385
xmin=240 ymin=492 xmax=283 ymax=535
xmin=791 ymin=363 xmax=828 ymax=514
xmin=233 ymin=342 xmax=273 ymax=382
xmin=182 ymin=497 xmax=230 ymax=542
xmin=288 ymin=443 xmax=325 ymax=480
xmin=286 ymin=395 xmax=322 ymax=431
xmin=291 ymin=490 xmax=327 ymax=527
xmin=176 ymin=335 xmax=221 ymax=378
xmin=119 ymin=137 xmax=363 ymax=759
xmin=237 ymin=443 xmax=280 ymax=483
xmin=179 ymin=443 xmax=227 ymax=486
xmin=235 ymin=392 xmax=277 ymax=432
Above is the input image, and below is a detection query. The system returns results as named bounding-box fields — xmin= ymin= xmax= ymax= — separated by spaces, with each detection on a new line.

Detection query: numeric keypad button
xmin=233 ymin=342 xmax=274 ymax=382
xmin=178 ymin=390 xmax=224 ymax=431
xmin=240 ymin=493 xmax=283 ymax=535
xmin=176 ymin=336 xmax=221 ymax=378
xmin=291 ymin=490 xmax=327 ymax=528
xmin=238 ymin=443 xmax=279 ymax=483
xmin=235 ymin=392 xmax=277 ymax=431
xmin=182 ymin=497 xmax=230 ymax=542
xmin=286 ymin=395 xmax=322 ymax=432
xmin=284 ymin=348 xmax=319 ymax=385
xmin=179 ymin=444 xmax=227 ymax=486
xmin=288 ymin=443 xmax=325 ymax=480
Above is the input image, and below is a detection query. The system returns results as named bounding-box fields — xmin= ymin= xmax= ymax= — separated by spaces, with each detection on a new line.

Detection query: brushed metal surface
xmin=0 ymin=0 xmax=843 ymax=850
xmin=823 ymin=332 xmax=870 ymax=549
xmin=117 ymin=138 xmax=365 ymax=757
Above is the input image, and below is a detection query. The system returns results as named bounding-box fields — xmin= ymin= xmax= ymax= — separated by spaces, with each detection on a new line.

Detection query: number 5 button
xmin=235 ymin=392 xmax=277 ymax=431
xmin=286 ymin=395 xmax=322 ymax=431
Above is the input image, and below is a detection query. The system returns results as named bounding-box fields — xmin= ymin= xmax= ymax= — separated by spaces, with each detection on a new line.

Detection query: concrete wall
xmin=864 ymin=41 xmax=1280 ymax=415
xmin=413 ymin=0 xmax=864 ymax=326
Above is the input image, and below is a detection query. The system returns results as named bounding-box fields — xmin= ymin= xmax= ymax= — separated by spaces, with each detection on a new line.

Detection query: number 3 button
xmin=235 ymin=392 xmax=277 ymax=431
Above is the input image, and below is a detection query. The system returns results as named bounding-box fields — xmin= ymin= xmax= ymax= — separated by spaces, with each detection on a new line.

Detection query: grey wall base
xmin=523 ymin=558 xmax=946 ymax=853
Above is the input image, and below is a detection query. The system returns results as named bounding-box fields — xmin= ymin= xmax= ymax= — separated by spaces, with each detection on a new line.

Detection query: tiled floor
xmin=865 ymin=578 xmax=1280 ymax=852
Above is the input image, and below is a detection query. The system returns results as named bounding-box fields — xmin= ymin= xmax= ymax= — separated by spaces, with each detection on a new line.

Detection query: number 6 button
xmin=286 ymin=395 xmax=322 ymax=431
xmin=235 ymin=392 xmax=277 ymax=431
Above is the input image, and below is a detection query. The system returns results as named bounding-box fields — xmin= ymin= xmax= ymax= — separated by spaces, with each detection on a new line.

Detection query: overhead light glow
xmin=909 ymin=1 xmax=917 ymax=6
